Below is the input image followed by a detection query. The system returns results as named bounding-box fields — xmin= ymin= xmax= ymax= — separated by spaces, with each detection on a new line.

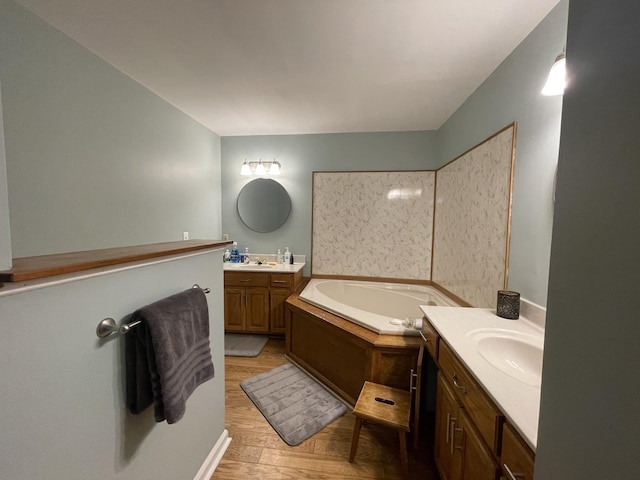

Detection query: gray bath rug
xmin=240 ymin=362 xmax=348 ymax=446
xmin=224 ymin=333 xmax=269 ymax=357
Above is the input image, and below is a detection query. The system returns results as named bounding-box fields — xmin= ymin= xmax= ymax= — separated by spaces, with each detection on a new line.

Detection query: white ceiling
xmin=16 ymin=0 xmax=559 ymax=136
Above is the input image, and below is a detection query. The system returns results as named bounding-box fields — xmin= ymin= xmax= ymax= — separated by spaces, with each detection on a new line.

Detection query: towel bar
xmin=96 ymin=284 xmax=210 ymax=338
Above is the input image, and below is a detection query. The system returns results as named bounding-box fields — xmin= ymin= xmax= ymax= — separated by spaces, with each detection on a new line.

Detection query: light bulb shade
xmin=542 ymin=53 xmax=566 ymax=96
xmin=269 ymin=161 xmax=280 ymax=175
xmin=240 ymin=160 xmax=252 ymax=175
xmin=255 ymin=160 xmax=266 ymax=175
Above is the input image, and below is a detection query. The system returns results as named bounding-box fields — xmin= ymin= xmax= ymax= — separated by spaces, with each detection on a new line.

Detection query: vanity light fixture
xmin=239 ymin=158 xmax=282 ymax=176
xmin=240 ymin=159 xmax=252 ymax=176
xmin=269 ymin=160 xmax=281 ymax=175
xmin=542 ymin=50 xmax=566 ymax=96
xmin=255 ymin=159 xmax=266 ymax=175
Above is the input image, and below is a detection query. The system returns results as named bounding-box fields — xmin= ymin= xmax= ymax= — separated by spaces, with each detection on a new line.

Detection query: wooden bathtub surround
xmin=0 ymin=239 xmax=230 ymax=282
xmin=285 ymin=291 xmax=423 ymax=406
xmin=422 ymin=316 xmax=536 ymax=480
xmin=224 ymin=268 xmax=303 ymax=334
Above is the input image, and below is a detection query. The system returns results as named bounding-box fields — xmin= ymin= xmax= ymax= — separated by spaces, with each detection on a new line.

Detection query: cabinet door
xmin=245 ymin=287 xmax=270 ymax=332
xmin=501 ymin=422 xmax=534 ymax=480
xmin=435 ymin=372 xmax=462 ymax=480
xmin=270 ymin=289 xmax=290 ymax=333
xmin=458 ymin=409 xmax=499 ymax=480
xmin=224 ymin=287 xmax=245 ymax=331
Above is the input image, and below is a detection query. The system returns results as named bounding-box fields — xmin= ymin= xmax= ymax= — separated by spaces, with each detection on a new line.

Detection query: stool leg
xmin=349 ymin=416 xmax=363 ymax=462
xmin=398 ymin=430 xmax=408 ymax=479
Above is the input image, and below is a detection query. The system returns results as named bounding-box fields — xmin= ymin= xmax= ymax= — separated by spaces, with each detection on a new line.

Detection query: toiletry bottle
xmin=231 ymin=241 xmax=240 ymax=263
xmin=276 ymin=249 xmax=282 ymax=264
xmin=223 ymin=249 xmax=230 ymax=263
xmin=243 ymin=247 xmax=250 ymax=264
xmin=289 ymin=250 xmax=294 ymax=264
xmin=284 ymin=247 xmax=291 ymax=265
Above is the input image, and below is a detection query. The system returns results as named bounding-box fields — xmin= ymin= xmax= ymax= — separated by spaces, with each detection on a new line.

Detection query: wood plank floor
xmin=212 ymin=337 xmax=440 ymax=480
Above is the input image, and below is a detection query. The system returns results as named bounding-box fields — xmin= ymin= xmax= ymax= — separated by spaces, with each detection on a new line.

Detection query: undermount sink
xmin=466 ymin=328 xmax=543 ymax=387
xmin=227 ymin=263 xmax=273 ymax=269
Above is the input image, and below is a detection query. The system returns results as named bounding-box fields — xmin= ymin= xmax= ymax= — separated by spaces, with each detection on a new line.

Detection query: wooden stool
xmin=349 ymin=381 xmax=412 ymax=478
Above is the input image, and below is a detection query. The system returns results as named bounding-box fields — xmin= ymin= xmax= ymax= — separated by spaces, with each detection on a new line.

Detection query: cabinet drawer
xmin=420 ymin=317 xmax=439 ymax=360
xmin=501 ymin=422 xmax=535 ymax=480
xmin=270 ymin=273 xmax=293 ymax=289
xmin=439 ymin=340 xmax=503 ymax=453
xmin=224 ymin=272 xmax=270 ymax=287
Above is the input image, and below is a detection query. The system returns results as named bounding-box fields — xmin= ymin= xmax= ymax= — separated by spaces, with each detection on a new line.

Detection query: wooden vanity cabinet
xmin=421 ymin=317 xmax=440 ymax=360
xmin=424 ymin=313 xmax=538 ymax=480
xmin=435 ymin=372 xmax=462 ymax=480
xmin=224 ymin=269 xmax=302 ymax=334
xmin=270 ymin=273 xmax=297 ymax=333
xmin=458 ymin=409 xmax=499 ymax=480
xmin=224 ymin=272 xmax=270 ymax=332
xmin=423 ymin=317 xmax=505 ymax=480
xmin=500 ymin=422 xmax=535 ymax=480
xmin=435 ymin=373 xmax=498 ymax=480
xmin=438 ymin=341 xmax=503 ymax=454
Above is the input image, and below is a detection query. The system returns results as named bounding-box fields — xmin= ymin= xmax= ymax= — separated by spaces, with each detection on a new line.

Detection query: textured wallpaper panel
xmin=312 ymin=171 xmax=435 ymax=280
xmin=432 ymin=125 xmax=515 ymax=307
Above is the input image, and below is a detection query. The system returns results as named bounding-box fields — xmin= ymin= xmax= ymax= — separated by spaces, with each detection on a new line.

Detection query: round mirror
xmin=237 ymin=178 xmax=292 ymax=232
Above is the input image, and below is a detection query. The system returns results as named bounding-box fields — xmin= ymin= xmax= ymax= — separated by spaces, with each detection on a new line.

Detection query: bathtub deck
xmin=212 ymin=337 xmax=440 ymax=480
xmin=287 ymin=294 xmax=423 ymax=348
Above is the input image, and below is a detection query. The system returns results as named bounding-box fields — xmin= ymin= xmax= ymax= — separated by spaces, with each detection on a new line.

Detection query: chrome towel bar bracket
xmin=96 ymin=284 xmax=210 ymax=338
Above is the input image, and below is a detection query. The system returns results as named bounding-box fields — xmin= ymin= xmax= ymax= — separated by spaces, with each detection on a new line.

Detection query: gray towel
xmin=125 ymin=288 xmax=215 ymax=424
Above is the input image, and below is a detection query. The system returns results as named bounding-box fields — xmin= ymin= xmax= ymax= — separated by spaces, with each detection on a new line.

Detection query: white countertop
xmin=419 ymin=305 xmax=543 ymax=451
xmin=223 ymin=262 xmax=305 ymax=273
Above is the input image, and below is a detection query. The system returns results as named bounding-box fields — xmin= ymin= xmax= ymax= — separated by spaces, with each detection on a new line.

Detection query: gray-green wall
xmin=0 ymin=251 xmax=226 ymax=480
xmin=0 ymin=1 xmax=226 ymax=479
xmin=0 ymin=80 xmax=11 ymax=269
xmin=439 ymin=1 xmax=568 ymax=307
xmin=221 ymin=131 xmax=440 ymax=276
xmin=535 ymin=1 xmax=640 ymax=478
xmin=0 ymin=0 xmax=222 ymax=258
xmin=221 ymin=1 xmax=568 ymax=307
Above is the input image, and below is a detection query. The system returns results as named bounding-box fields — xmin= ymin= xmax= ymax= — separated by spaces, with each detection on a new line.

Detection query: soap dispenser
xmin=230 ymin=241 xmax=240 ymax=263
xmin=284 ymin=247 xmax=291 ymax=265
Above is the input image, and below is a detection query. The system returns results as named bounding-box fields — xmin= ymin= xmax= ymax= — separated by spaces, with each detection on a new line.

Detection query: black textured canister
xmin=497 ymin=290 xmax=520 ymax=319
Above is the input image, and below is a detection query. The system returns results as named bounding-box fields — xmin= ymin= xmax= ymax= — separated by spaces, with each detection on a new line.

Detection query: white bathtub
xmin=299 ymin=279 xmax=458 ymax=335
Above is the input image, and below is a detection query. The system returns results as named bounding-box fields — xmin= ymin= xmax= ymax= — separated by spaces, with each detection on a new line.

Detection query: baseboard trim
xmin=193 ymin=429 xmax=232 ymax=480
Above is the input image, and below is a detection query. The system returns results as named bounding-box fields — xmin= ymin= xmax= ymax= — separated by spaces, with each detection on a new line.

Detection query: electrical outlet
xmin=183 ymin=232 xmax=189 ymax=240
